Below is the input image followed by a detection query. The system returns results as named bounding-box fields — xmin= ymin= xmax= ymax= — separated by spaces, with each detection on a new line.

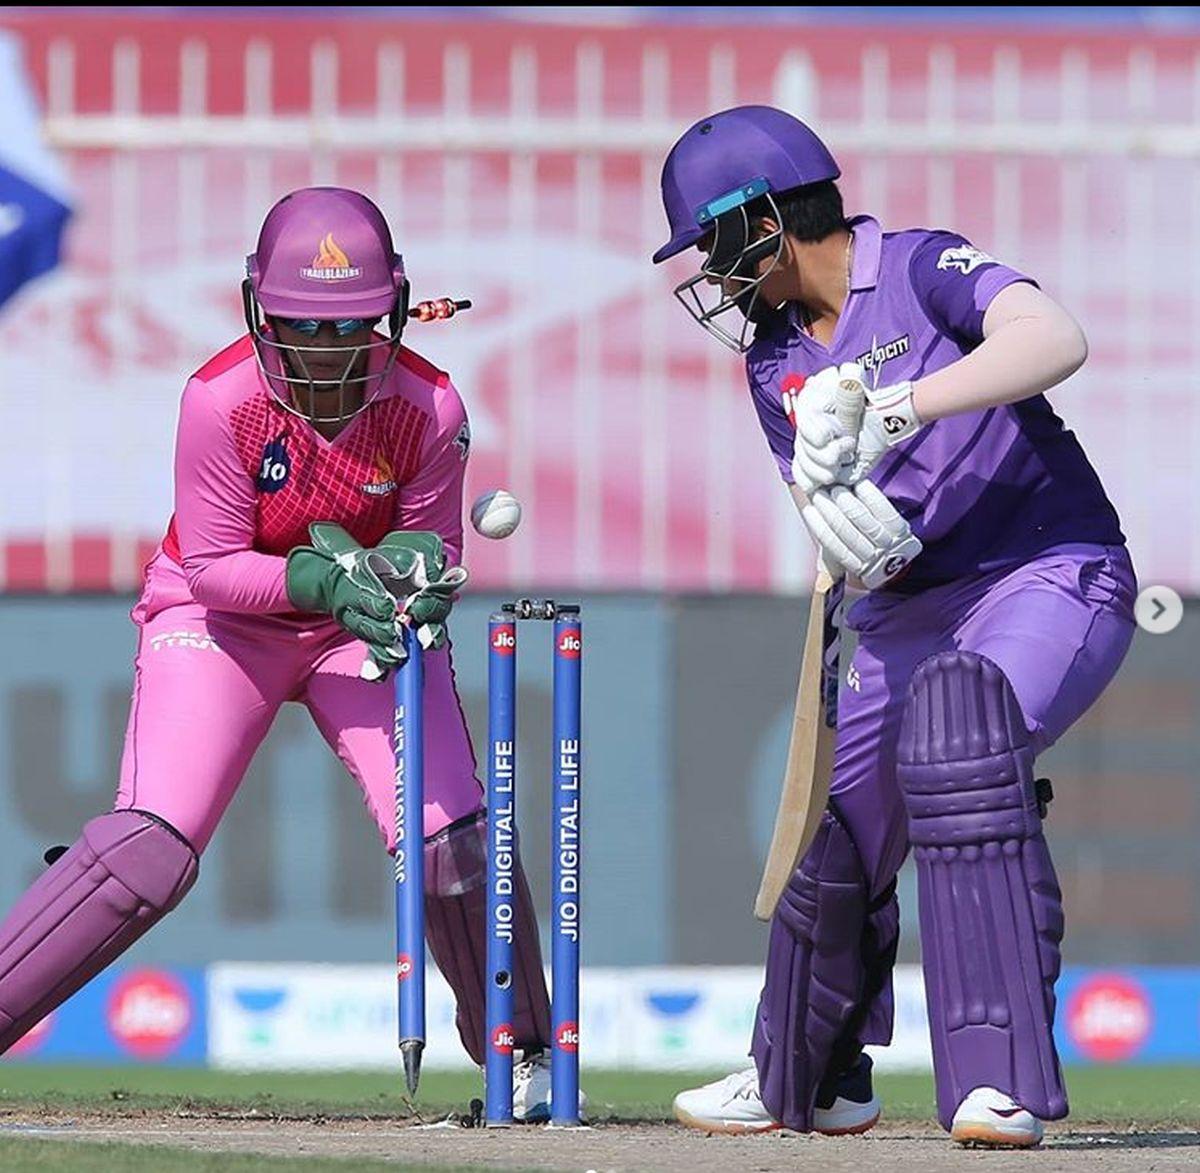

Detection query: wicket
xmin=393 ymin=629 xmax=426 ymax=1095
xmin=487 ymin=600 xmax=583 ymax=1127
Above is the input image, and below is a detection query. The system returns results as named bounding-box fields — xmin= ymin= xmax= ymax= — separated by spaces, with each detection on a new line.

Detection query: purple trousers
xmin=753 ymin=542 xmax=1136 ymax=1129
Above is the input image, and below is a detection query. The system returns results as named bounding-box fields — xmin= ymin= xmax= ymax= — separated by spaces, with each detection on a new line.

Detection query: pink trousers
xmin=116 ymin=598 xmax=483 ymax=853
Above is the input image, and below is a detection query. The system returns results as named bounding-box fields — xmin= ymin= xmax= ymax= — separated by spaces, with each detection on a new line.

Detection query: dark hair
xmin=750 ymin=179 xmax=845 ymax=243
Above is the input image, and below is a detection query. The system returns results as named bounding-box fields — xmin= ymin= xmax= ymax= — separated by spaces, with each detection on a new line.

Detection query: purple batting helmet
xmin=653 ymin=106 xmax=840 ymax=352
xmin=242 ymin=187 xmax=410 ymax=423
xmin=653 ymin=105 xmax=840 ymax=264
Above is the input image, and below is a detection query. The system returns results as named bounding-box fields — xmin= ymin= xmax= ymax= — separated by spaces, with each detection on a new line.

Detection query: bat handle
xmin=834 ymin=378 xmax=865 ymax=441
xmin=823 ymin=377 xmax=866 ymax=583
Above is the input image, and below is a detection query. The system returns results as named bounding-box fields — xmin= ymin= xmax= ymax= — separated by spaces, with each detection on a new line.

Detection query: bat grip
xmin=834 ymin=380 xmax=865 ymax=441
xmin=826 ymin=379 xmax=866 ymax=585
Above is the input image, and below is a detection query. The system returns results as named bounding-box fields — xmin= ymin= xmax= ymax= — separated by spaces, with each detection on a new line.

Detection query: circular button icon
xmin=1134 ymin=585 xmax=1183 ymax=635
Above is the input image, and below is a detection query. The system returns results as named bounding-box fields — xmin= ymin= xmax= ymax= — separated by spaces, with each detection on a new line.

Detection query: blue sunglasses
xmin=280 ymin=317 xmax=376 ymax=338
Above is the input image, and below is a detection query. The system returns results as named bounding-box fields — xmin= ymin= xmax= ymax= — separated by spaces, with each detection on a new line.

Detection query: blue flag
xmin=0 ymin=32 xmax=71 ymax=312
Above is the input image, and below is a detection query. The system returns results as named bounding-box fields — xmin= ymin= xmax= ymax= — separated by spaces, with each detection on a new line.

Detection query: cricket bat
xmin=752 ymin=565 xmax=842 ymax=920
xmin=753 ymin=374 xmax=864 ymax=921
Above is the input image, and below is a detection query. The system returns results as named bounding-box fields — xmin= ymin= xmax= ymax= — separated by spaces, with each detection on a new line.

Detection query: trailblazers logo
xmin=363 ymin=451 xmax=397 ymax=496
xmin=936 ymin=244 xmax=997 ymax=276
xmin=300 ymin=233 xmax=362 ymax=281
xmin=856 ymin=335 xmax=910 ymax=375
xmin=257 ymin=434 xmax=290 ymax=492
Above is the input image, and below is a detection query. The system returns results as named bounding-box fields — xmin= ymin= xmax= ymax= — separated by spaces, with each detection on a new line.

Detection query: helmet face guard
xmin=242 ymin=278 xmax=410 ymax=425
xmin=671 ymin=179 xmax=784 ymax=354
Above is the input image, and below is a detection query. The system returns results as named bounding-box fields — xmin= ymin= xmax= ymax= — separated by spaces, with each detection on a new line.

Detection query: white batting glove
xmin=832 ymin=364 xmax=923 ymax=483
xmin=788 ymin=365 xmax=857 ymax=495
xmin=800 ymin=481 xmax=923 ymax=590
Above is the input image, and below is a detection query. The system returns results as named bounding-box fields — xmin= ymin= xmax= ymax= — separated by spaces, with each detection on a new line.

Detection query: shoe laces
xmin=721 ymin=1068 xmax=761 ymax=1104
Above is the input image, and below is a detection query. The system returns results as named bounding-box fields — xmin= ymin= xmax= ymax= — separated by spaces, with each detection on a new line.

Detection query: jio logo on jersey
xmin=257 ymin=435 xmax=290 ymax=492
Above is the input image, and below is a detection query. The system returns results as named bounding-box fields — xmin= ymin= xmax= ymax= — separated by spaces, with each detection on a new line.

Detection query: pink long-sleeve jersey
xmin=135 ymin=335 xmax=470 ymax=624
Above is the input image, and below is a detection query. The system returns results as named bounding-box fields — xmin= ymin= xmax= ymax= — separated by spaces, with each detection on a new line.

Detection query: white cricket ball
xmin=470 ymin=489 xmax=522 ymax=539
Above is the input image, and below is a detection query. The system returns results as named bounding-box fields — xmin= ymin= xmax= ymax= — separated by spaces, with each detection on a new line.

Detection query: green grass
xmin=874 ymin=1067 xmax=1200 ymax=1126
xmin=0 ymin=1137 xmax=485 ymax=1173
xmin=0 ymin=1064 xmax=1197 ymax=1125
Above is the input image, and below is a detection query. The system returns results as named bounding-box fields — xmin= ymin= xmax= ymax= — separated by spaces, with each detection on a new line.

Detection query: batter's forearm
xmin=911 ymin=283 xmax=1087 ymax=422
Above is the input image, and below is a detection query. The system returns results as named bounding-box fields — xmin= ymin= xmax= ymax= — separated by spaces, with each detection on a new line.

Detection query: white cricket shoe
xmin=673 ymin=1061 xmax=881 ymax=1136
xmin=511 ymin=1051 xmax=588 ymax=1123
xmin=950 ymin=1086 xmax=1044 ymax=1147
xmin=673 ymin=1068 xmax=779 ymax=1135
xmin=813 ymin=1054 xmax=882 ymax=1135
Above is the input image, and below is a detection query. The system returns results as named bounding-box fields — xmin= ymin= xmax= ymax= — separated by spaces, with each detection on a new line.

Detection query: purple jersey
xmin=746 ymin=215 xmax=1125 ymax=593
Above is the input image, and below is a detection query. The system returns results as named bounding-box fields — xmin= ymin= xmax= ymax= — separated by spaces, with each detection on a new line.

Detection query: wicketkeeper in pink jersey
xmin=0 ymin=187 xmax=563 ymax=1120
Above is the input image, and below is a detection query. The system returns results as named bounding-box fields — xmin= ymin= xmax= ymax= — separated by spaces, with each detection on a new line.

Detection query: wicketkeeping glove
xmin=286 ymin=524 xmax=468 ymax=678
xmin=286 ymin=522 xmax=406 ymax=650
xmin=371 ymin=529 xmax=469 ymax=652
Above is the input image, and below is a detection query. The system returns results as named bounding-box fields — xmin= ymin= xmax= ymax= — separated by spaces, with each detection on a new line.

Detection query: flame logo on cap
xmin=313 ymin=234 xmax=350 ymax=269
xmin=300 ymin=233 xmax=362 ymax=281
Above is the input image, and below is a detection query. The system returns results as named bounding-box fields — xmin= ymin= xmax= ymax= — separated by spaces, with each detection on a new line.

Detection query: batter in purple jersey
xmin=654 ymin=107 xmax=1135 ymax=1147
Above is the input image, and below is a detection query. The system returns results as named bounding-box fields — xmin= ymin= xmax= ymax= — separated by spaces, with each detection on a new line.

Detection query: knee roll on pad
xmin=897 ymin=651 xmax=1067 ymax=1128
xmin=0 ymin=809 xmax=198 ymax=1053
xmin=751 ymin=807 xmax=872 ymax=1131
xmin=423 ymin=812 xmax=551 ymax=1064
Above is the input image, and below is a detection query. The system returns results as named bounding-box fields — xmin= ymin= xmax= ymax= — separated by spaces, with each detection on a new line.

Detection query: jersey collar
xmin=848 ymin=214 xmax=883 ymax=293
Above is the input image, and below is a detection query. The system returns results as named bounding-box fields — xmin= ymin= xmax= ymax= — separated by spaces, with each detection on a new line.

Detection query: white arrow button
xmin=1134 ymin=585 xmax=1183 ymax=635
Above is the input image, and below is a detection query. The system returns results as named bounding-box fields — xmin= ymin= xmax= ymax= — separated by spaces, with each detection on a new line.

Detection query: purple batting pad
xmin=823 ymin=876 xmax=900 ymax=1091
xmin=897 ymin=650 xmax=1067 ymax=1129
xmin=751 ymin=808 xmax=874 ymax=1131
xmin=0 ymin=809 xmax=197 ymax=1052
xmin=424 ymin=812 xmax=550 ymax=1064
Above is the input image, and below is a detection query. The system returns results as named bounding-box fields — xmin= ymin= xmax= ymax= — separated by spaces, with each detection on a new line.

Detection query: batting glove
xmin=801 ymin=480 xmax=923 ymax=590
xmin=788 ymin=365 xmax=857 ymax=495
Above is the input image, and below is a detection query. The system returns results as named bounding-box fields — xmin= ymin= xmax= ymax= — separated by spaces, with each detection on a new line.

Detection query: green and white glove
xmin=372 ymin=530 xmax=469 ymax=654
xmin=286 ymin=522 xmax=468 ymax=681
xmin=286 ymin=523 xmax=405 ymax=657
